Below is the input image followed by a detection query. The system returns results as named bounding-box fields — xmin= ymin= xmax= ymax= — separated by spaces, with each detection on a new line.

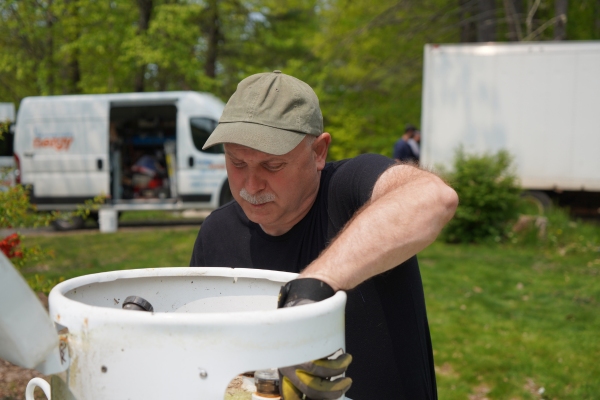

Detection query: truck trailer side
xmin=421 ymin=41 xmax=600 ymax=216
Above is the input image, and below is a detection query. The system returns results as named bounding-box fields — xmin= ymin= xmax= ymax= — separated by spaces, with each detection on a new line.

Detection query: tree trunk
xmin=594 ymin=0 xmax=600 ymax=39
xmin=459 ymin=0 xmax=477 ymax=42
xmin=45 ymin=1 xmax=55 ymax=95
xmin=477 ymin=0 xmax=497 ymax=42
xmin=134 ymin=0 xmax=153 ymax=92
xmin=66 ymin=0 xmax=81 ymax=94
xmin=503 ymin=0 xmax=523 ymax=41
xmin=596 ymin=0 xmax=600 ymax=38
xmin=554 ymin=0 xmax=568 ymax=40
xmin=68 ymin=55 xmax=81 ymax=94
xmin=204 ymin=0 xmax=219 ymax=79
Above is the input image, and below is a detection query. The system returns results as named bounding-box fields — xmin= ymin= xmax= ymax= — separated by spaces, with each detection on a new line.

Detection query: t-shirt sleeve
xmin=327 ymin=153 xmax=395 ymax=234
xmin=397 ymin=141 xmax=412 ymax=160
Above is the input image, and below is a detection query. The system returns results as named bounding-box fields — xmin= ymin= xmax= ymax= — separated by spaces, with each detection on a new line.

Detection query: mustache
xmin=239 ymin=188 xmax=276 ymax=205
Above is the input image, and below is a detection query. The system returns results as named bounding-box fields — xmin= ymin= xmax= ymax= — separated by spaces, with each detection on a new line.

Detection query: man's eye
xmin=264 ymin=163 xmax=284 ymax=171
xmin=231 ymin=161 xmax=246 ymax=168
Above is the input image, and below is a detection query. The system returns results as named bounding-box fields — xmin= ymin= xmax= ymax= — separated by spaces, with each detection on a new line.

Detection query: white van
xmin=13 ymin=92 xmax=231 ymax=225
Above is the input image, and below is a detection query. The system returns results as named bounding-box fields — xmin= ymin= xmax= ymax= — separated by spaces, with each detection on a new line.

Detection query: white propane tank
xmin=0 ymin=264 xmax=347 ymax=400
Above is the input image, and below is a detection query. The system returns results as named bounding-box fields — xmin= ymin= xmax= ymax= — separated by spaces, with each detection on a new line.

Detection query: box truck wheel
xmin=51 ymin=215 xmax=86 ymax=231
xmin=220 ymin=180 xmax=234 ymax=206
xmin=521 ymin=190 xmax=552 ymax=214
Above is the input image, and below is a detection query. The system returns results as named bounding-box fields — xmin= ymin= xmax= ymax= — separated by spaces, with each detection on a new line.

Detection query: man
xmin=407 ymin=129 xmax=421 ymax=164
xmin=190 ymin=71 xmax=458 ymax=399
xmin=393 ymin=124 xmax=419 ymax=163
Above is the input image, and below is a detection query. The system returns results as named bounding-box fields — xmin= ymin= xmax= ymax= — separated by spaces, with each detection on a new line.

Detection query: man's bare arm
xmin=299 ymin=164 xmax=459 ymax=291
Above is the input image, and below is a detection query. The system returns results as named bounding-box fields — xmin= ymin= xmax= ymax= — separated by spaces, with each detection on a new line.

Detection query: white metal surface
xmin=0 ymin=252 xmax=58 ymax=369
xmin=0 ymin=102 xmax=15 ymax=122
xmin=41 ymin=267 xmax=346 ymax=399
xmin=421 ymin=41 xmax=600 ymax=191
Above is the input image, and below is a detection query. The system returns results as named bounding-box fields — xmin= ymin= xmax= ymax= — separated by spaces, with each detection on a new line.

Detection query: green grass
xmin=117 ymin=210 xmax=197 ymax=222
xmin=17 ymin=227 xmax=600 ymax=399
xmin=20 ymin=227 xmax=199 ymax=283
xmin=421 ymin=241 xmax=600 ymax=399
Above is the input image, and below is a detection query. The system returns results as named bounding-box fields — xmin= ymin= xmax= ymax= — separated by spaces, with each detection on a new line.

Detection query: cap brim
xmin=202 ymin=122 xmax=307 ymax=155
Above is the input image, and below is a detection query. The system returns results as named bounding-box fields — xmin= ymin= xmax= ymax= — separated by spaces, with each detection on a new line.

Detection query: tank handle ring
xmin=26 ymin=377 xmax=51 ymax=400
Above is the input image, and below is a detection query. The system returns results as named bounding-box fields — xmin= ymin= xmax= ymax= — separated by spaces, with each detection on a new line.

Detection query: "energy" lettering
xmin=33 ymin=137 xmax=74 ymax=151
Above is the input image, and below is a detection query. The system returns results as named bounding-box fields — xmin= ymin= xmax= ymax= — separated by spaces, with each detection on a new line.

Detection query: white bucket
xmin=98 ymin=209 xmax=117 ymax=233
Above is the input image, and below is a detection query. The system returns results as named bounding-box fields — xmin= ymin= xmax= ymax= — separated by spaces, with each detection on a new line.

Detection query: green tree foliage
xmin=304 ymin=0 xmax=460 ymax=159
xmin=443 ymin=149 xmax=522 ymax=243
xmin=1 ymin=0 xmax=598 ymax=159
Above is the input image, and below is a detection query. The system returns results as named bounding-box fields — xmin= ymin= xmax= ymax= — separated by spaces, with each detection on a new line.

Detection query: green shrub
xmin=443 ymin=148 xmax=521 ymax=243
xmin=0 ymin=153 xmax=102 ymax=293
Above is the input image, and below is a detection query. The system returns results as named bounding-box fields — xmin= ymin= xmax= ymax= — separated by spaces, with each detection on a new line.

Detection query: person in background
xmin=407 ymin=129 xmax=421 ymax=164
xmin=393 ymin=124 xmax=419 ymax=163
xmin=190 ymin=71 xmax=458 ymax=399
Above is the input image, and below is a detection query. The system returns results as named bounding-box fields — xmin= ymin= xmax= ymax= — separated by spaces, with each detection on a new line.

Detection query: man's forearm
xmin=299 ymin=164 xmax=458 ymax=291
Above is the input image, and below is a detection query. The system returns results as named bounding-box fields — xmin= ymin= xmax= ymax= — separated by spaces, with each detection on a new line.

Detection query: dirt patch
xmin=468 ymin=383 xmax=491 ymax=400
xmin=435 ymin=362 xmax=460 ymax=378
xmin=0 ymin=359 xmax=48 ymax=400
xmin=524 ymin=377 xmax=544 ymax=399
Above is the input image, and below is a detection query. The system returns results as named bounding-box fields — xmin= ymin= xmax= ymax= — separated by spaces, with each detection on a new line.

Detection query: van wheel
xmin=51 ymin=215 xmax=86 ymax=231
xmin=219 ymin=180 xmax=234 ymax=206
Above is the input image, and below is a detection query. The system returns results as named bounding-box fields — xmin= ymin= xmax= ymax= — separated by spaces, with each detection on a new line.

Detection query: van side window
xmin=190 ymin=118 xmax=221 ymax=153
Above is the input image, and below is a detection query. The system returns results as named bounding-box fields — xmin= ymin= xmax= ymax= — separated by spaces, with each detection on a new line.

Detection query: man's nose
xmin=245 ymin=171 xmax=265 ymax=194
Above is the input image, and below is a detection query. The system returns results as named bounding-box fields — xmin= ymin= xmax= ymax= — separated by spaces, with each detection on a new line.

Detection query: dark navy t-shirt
xmin=393 ymin=139 xmax=418 ymax=163
xmin=190 ymin=153 xmax=437 ymax=400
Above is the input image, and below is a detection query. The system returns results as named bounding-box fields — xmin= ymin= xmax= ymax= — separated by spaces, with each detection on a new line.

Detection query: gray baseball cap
xmin=202 ymin=70 xmax=323 ymax=155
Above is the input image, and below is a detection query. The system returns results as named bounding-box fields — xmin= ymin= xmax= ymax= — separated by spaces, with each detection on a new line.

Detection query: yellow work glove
xmin=277 ymin=278 xmax=353 ymax=400
xmin=279 ymin=353 xmax=353 ymax=400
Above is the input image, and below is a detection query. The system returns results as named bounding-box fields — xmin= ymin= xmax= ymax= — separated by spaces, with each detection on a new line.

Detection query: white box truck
xmin=421 ymin=41 xmax=600 ymax=216
xmin=13 ymin=91 xmax=232 ymax=227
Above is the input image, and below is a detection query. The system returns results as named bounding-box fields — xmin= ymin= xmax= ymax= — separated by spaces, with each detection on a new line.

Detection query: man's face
xmin=224 ymin=134 xmax=329 ymax=236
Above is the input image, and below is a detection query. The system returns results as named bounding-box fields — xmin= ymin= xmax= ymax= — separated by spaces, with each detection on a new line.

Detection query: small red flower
xmin=0 ymin=233 xmax=23 ymax=259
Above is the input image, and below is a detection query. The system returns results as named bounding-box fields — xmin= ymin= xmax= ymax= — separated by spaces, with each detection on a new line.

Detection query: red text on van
xmin=33 ymin=137 xmax=74 ymax=151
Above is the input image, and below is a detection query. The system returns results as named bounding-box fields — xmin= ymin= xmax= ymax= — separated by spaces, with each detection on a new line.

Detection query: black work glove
xmin=277 ymin=278 xmax=353 ymax=400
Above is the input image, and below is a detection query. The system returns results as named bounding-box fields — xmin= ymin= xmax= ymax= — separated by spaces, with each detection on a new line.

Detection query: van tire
xmin=51 ymin=215 xmax=86 ymax=231
xmin=219 ymin=180 xmax=234 ymax=206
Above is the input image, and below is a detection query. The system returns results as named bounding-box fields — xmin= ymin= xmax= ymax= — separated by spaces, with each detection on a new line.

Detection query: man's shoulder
xmin=396 ymin=139 xmax=409 ymax=149
xmin=200 ymin=201 xmax=246 ymax=234
xmin=324 ymin=154 xmax=395 ymax=198
xmin=328 ymin=153 xmax=393 ymax=165
xmin=326 ymin=153 xmax=394 ymax=173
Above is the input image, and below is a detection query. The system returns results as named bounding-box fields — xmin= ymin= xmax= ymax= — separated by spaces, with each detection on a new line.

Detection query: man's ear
xmin=313 ymin=133 xmax=331 ymax=171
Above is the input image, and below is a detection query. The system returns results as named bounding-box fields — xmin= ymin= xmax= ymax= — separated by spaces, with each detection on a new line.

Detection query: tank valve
xmin=122 ymin=296 xmax=154 ymax=312
xmin=253 ymin=369 xmax=281 ymax=400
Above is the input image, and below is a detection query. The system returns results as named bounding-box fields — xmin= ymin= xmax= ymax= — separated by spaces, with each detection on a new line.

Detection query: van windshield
xmin=190 ymin=117 xmax=221 ymax=153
